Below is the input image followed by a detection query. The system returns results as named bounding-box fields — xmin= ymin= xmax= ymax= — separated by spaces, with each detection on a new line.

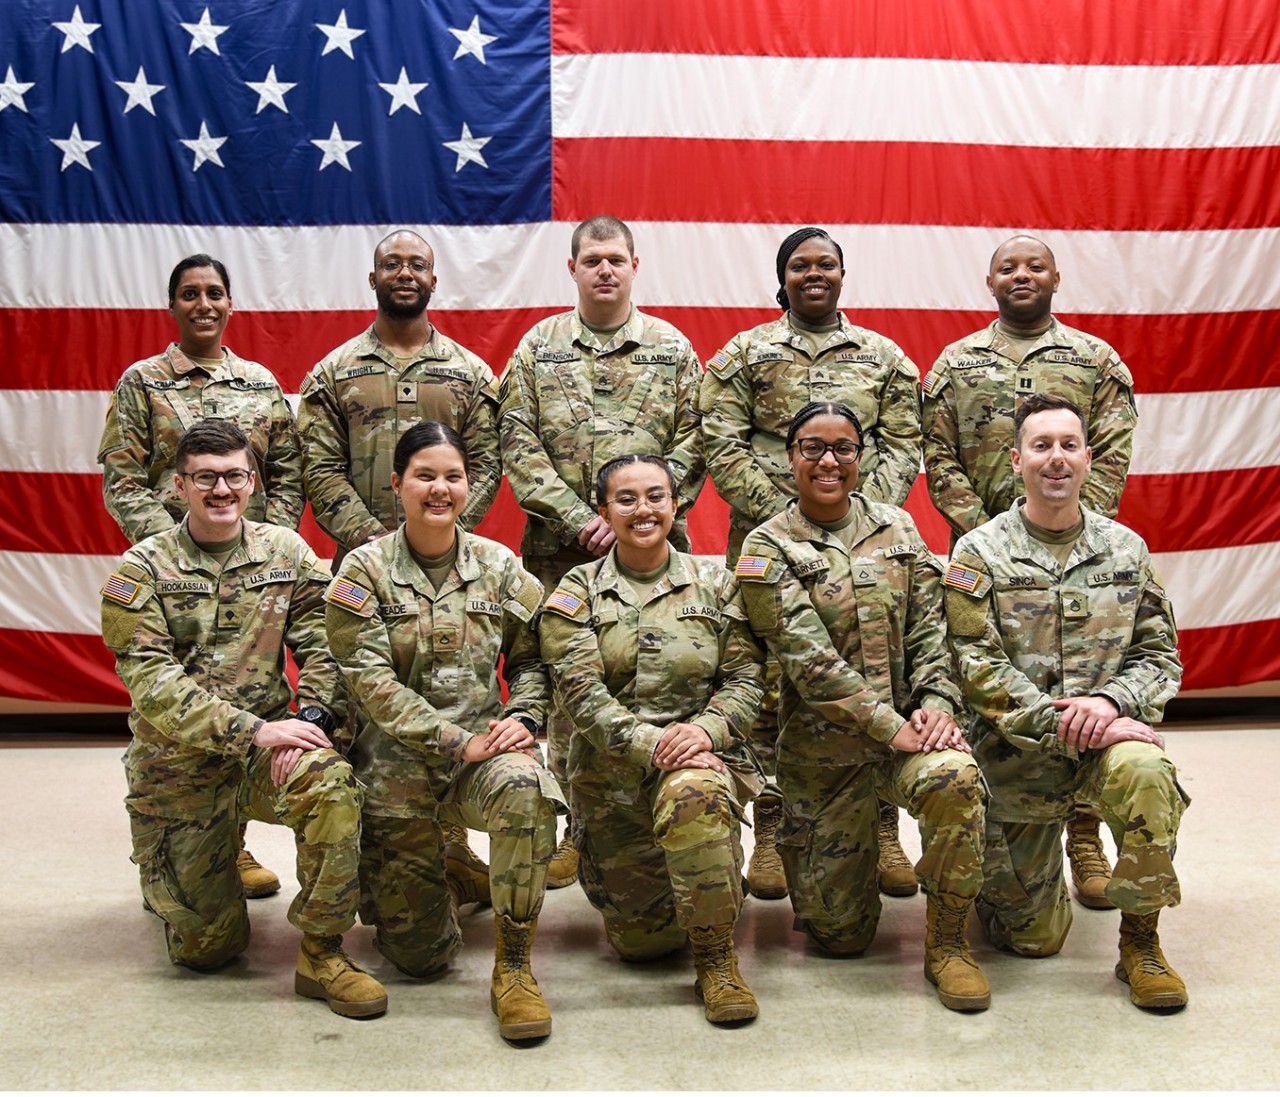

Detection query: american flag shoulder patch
xmin=943 ymin=562 xmax=984 ymax=593
xmin=101 ymin=572 xmax=141 ymax=606
xmin=707 ymin=349 xmax=733 ymax=374
xmin=327 ymin=577 xmax=372 ymax=612
xmin=544 ymin=589 xmax=585 ymax=617
xmin=921 ymin=370 xmax=943 ymax=395
xmin=735 ymin=555 xmax=773 ymax=580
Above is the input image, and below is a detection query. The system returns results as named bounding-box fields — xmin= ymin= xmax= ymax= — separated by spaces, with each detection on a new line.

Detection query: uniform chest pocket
xmin=993 ymin=577 xmax=1055 ymax=628
xmin=411 ymin=371 xmax=474 ymax=428
xmin=1081 ymin=575 xmax=1140 ymax=631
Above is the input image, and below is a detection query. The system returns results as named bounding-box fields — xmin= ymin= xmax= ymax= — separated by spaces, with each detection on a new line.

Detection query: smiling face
xmin=1011 ymin=407 xmax=1092 ymax=523
xmin=783 ymin=236 xmax=845 ymax=325
xmin=569 ymin=234 xmax=638 ymax=326
xmin=987 ymin=237 xmax=1059 ymax=329
xmin=371 ymin=232 xmax=436 ymax=320
xmin=788 ymin=413 xmax=861 ymax=522
xmin=392 ymin=442 xmax=469 ymax=545
xmin=174 ymin=446 xmax=254 ymax=544
xmin=598 ymin=461 xmax=675 ymax=569
xmin=170 ymin=266 xmax=231 ymax=357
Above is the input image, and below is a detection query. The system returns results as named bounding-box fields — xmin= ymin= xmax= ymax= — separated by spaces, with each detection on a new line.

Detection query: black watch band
xmin=513 ymin=715 xmax=539 ymax=735
xmin=297 ymin=705 xmax=336 ymax=735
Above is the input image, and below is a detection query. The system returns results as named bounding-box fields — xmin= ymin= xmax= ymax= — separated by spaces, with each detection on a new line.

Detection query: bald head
xmin=370 ymin=230 xmax=435 ymax=320
xmin=987 ymin=235 xmax=1059 ymax=329
xmin=988 ymin=235 xmax=1055 ymax=274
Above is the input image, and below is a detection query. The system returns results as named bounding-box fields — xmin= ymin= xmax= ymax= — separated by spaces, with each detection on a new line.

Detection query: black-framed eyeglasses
xmin=604 ymin=490 xmax=672 ymax=515
xmin=181 ymin=469 xmax=253 ymax=490
xmin=376 ymin=258 xmax=430 ymax=274
xmin=791 ymin=439 xmax=863 ymax=463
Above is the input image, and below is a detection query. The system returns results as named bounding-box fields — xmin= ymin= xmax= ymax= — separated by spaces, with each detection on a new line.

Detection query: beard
xmin=376 ymin=281 xmax=431 ymax=319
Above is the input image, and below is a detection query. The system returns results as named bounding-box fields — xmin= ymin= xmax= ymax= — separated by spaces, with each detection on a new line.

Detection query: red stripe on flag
xmin=554 ymin=139 xmax=1280 ymax=232
xmin=0 ymin=629 xmax=128 ymax=706
xmin=1119 ymin=467 xmax=1280 ymax=555
xmin=1179 ymin=617 xmax=1280 ymax=691
xmin=551 ymin=0 xmax=1280 ymax=64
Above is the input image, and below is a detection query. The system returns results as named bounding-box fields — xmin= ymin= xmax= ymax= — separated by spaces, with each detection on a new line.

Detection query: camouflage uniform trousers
xmin=978 ymin=740 xmax=1189 ymax=957
xmin=128 ymin=746 xmax=361 ymax=970
xmin=776 ymin=749 xmax=985 ymax=954
xmin=572 ymin=766 xmax=747 ymax=961
xmin=358 ymin=750 xmax=563 ymax=977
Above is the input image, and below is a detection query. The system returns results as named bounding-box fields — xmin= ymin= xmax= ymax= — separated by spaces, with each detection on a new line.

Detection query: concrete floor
xmin=1 ymin=725 xmax=1275 ymax=1091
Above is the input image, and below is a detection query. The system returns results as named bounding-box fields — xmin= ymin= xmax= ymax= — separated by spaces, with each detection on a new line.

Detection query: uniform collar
xmin=571 ymin=306 xmax=640 ymax=354
xmin=164 ymin=343 xmax=236 ymax=378
xmin=357 ymin=323 xmax=451 ymax=369
xmin=174 ymin=515 xmax=269 ymax=572
xmin=591 ymin=544 xmax=693 ymax=605
xmin=1004 ymin=498 xmax=1108 ymax=571
xmin=766 ymin=311 xmax=861 ymax=352
xmin=783 ymin=492 xmax=885 ymax=550
xmin=389 ymin=524 xmax=480 ymax=598
xmin=974 ymin=316 xmax=1070 ymax=358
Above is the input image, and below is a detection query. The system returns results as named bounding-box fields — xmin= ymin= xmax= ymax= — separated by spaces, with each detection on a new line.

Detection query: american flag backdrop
xmin=1 ymin=0 xmax=1278 ymax=707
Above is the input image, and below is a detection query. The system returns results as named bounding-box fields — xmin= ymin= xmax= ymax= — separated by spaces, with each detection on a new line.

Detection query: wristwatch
xmin=297 ymin=705 xmax=336 ymax=735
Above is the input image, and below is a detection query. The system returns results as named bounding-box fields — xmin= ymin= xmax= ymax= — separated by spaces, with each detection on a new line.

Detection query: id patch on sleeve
xmin=943 ymin=562 xmax=985 ymax=593
xmin=326 ymin=577 xmax=372 ymax=613
xmin=707 ymin=349 xmax=733 ymax=375
xmin=734 ymin=555 xmax=773 ymax=581
xmin=921 ymin=370 xmax=945 ymax=396
xmin=543 ymin=589 xmax=586 ymax=618
xmin=101 ymin=572 xmax=141 ymax=607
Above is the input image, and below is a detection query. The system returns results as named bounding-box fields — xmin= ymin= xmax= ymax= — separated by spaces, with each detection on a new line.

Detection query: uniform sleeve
xmin=497 ymin=341 xmax=598 ymax=543
xmin=285 ymin=544 xmax=345 ymax=723
xmin=903 ymin=551 xmax=963 ymax=716
xmin=539 ymin=574 xmax=668 ymax=770
xmin=499 ymin=564 xmax=549 ymax=725
xmin=921 ymin=362 xmax=990 ymax=537
xmin=262 ymin=385 xmax=306 ymax=530
xmin=859 ymin=351 xmax=923 ymax=508
xmin=457 ymin=364 xmax=502 ymax=530
xmin=101 ymin=558 xmax=262 ymax=757
xmin=1080 ymin=350 xmax=1137 ymax=519
xmin=297 ymin=366 xmax=386 ymax=549
xmin=688 ymin=574 xmax=765 ymax=750
xmin=98 ymin=374 xmax=178 ymax=544
xmin=698 ymin=342 xmax=790 ymax=524
xmin=737 ymin=534 xmax=905 ymax=743
xmin=324 ymin=556 xmax=476 ymax=763
xmin=666 ymin=344 xmax=707 ymax=514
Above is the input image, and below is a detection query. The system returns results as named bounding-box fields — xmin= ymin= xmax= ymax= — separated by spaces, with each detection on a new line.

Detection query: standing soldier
xmin=99 ymin=253 xmax=304 ymax=900
xmin=101 ymin=420 xmax=385 ymax=1019
xmin=945 ymin=394 xmax=1187 ymax=1011
xmin=699 ymin=227 xmax=924 ymax=902
xmin=498 ymin=215 xmax=706 ymax=888
xmin=922 ymin=235 xmax=1138 ymax=910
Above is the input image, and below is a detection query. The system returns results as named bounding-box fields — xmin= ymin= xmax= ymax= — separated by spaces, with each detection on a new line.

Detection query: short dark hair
xmin=374 ymin=228 xmax=431 ymax=260
xmin=571 ymin=215 xmax=634 ymax=260
xmin=168 ymin=254 xmax=230 ymax=306
xmin=176 ymin=419 xmax=250 ymax=472
xmin=1014 ymin=392 xmax=1088 ymax=447
xmin=393 ymin=421 xmax=469 ymax=479
xmin=775 ymin=227 xmax=844 ymax=310
xmin=785 ymin=401 xmax=864 ymax=450
xmin=596 ymin=454 xmax=675 ymax=505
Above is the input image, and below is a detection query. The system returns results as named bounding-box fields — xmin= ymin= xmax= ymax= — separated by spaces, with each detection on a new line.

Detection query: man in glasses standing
xmin=101 ymin=419 xmax=387 ymax=1019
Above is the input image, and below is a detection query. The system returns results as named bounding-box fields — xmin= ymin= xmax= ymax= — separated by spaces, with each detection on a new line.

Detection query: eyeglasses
xmin=181 ymin=469 xmax=253 ymax=490
xmin=792 ymin=439 xmax=864 ymax=464
xmin=605 ymin=490 xmax=672 ymax=515
xmin=376 ymin=258 xmax=430 ymax=274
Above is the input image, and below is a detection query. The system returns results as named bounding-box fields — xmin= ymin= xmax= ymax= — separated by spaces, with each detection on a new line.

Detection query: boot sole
xmin=1114 ymin=962 xmax=1188 ymax=1009
xmin=924 ymin=967 xmax=991 ymax=1011
xmin=879 ymin=878 xmax=919 ymax=898
xmin=295 ymin=973 xmax=388 ymax=1019
xmin=746 ymin=882 xmax=788 ymax=900
xmin=490 ymin=990 xmax=552 ymax=1039
xmin=545 ymin=872 xmax=578 ymax=890
xmin=1073 ymin=887 xmax=1117 ymax=911
xmin=695 ymin=983 xmax=759 ymax=1023
xmin=242 ymin=879 xmax=281 ymax=899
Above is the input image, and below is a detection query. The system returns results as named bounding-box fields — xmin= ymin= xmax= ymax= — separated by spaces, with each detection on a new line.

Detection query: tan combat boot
xmin=443 ymin=822 xmax=491 ymax=907
xmin=1066 ymin=809 xmax=1116 ymax=910
xmin=923 ymin=893 xmax=991 ymax=1011
xmin=237 ymin=847 xmax=281 ymax=898
xmin=295 ymin=934 xmax=388 ymax=1019
xmin=1116 ymin=911 xmax=1188 ymax=1010
xmin=491 ymin=912 xmax=552 ymax=1039
xmin=746 ymin=796 xmax=788 ymax=900
xmin=545 ymin=823 xmax=579 ymax=890
xmin=689 ymin=923 xmax=759 ymax=1024
xmin=877 ymin=800 xmax=918 ymax=897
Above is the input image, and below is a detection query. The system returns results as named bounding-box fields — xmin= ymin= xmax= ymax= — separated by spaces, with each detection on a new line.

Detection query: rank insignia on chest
xmin=1017 ymin=375 xmax=1035 ymax=392
xmin=735 ymin=555 xmax=772 ymax=579
xmin=328 ymin=578 xmax=372 ymax=612
xmin=943 ymin=562 xmax=984 ymax=593
xmin=102 ymin=573 xmax=142 ymax=606
xmin=544 ymin=589 xmax=586 ymax=617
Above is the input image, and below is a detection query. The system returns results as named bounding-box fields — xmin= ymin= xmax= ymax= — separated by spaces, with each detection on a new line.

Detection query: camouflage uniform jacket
xmin=324 ymin=527 xmax=547 ymax=817
xmin=698 ymin=313 xmax=922 ymax=534
xmin=98 ymin=344 xmax=304 ymax=543
xmin=100 ymin=518 xmax=342 ymax=820
xmin=497 ymin=307 xmax=706 ymax=557
xmin=539 ymin=549 xmax=765 ymax=795
xmin=945 ymin=502 xmax=1181 ymax=822
xmin=297 ymin=324 xmax=500 ymax=548
xmin=922 ymin=318 xmax=1137 ymax=538
xmin=737 ymin=495 xmax=960 ymax=768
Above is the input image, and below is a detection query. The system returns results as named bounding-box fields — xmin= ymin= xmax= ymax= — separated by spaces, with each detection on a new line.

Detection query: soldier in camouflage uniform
xmin=737 ymin=402 xmax=990 ymax=1013
xmin=98 ymin=254 xmax=304 ymax=899
xmin=922 ymin=236 xmax=1140 ymax=911
xmin=698 ymin=227 xmax=924 ymax=903
xmin=101 ymin=420 xmax=385 ymax=1019
xmin=325 ymin=422 xmax=564 ymax=1041
xmin=539 ymin=454 xmax=765 ymax=1025
xmin=498 ymin=215 xmax=706 ymax=888
xmin=946 ymin=394 xmax=1188 ymax=1011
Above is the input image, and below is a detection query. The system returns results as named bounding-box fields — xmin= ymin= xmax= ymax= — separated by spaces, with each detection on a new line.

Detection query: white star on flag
xmin=443 ymin=122 xmax=491 ymax=172
xmin=50 ymin=123 xmax=100 ymax=171
xmin=449 ymin=15 xmax=497 ymax=63
xmin=115 ymin=67 xmax=165 ymax=116
xmin=180 ymin=8 xmax=230 ymax=55
xmin=311 ymin=122 xmax=361 ymax=171
xmin=0 ymin=66 xmax=35 ymax=113
xmin=245 ymin=65 xmax=297 ymax=114
xmin=180 ymin=121 xmax=228 ymax=171
xmin=378 ymin=67 xmax=428 ymax=116
xmin=316 ymin=10 xmax=366 ymax=59
xmin=52 ymin=5 xmax=100 ymax=54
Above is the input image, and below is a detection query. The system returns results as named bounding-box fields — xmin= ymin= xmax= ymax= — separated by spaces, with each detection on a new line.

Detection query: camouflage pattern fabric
xmin=99 ymin=344 xmax=304 ymax=543
xmin=698 ymin=313 xmax=922 ymax=551
xmin=945 ymin=503 xmax=1182 ymax=823
xmin=297 ymin=324 xmax=501 ymax=551
xmin=497 ymin=307 xmax=705 ymax=559
xmin=921 ymin=318 xmax=1136 ymax=541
